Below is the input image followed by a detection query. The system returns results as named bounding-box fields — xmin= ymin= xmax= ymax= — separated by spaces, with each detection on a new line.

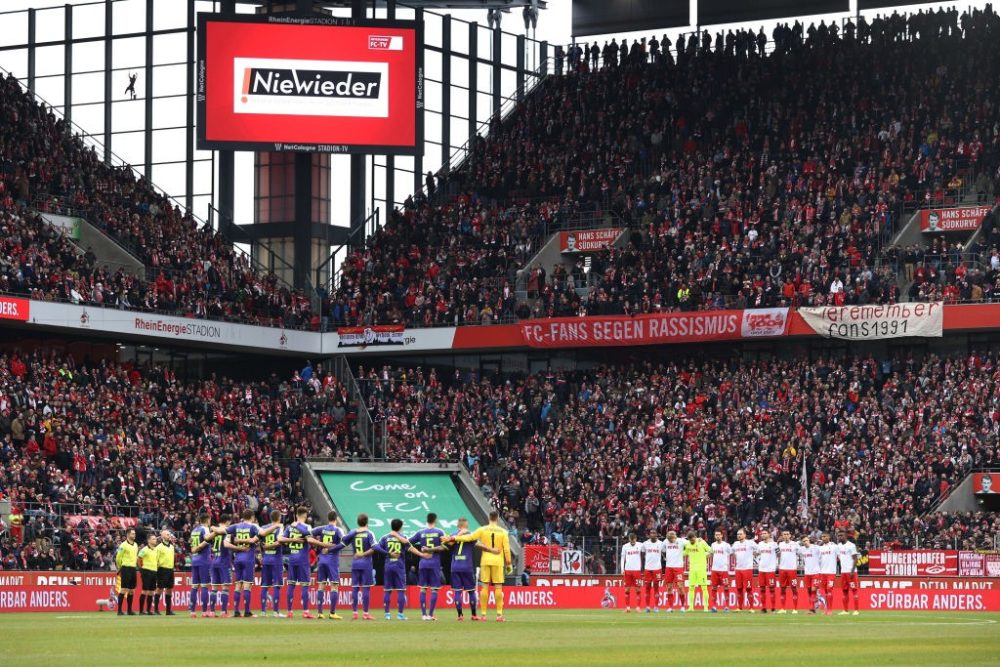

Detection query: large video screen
xmin=197 ymin=15 xmax=422 ymax=154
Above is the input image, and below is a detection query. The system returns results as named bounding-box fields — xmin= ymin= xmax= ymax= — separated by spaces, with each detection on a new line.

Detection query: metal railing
xmin=331 ymin=355 xmax=383 ymax=460
xmin=0 ymin=64 xmax=211 ymax=250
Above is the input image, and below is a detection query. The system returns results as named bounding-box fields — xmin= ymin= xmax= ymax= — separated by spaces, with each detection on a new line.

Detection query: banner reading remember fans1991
xmin=798 ymin=302 xmax=943 ymax=340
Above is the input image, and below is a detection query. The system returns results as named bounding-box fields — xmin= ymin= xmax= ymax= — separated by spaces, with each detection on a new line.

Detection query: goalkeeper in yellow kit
xmin=683 ymin=531 xmax=712 ymax=612
xmin=447 ymin=511 xmax=512 ymax=622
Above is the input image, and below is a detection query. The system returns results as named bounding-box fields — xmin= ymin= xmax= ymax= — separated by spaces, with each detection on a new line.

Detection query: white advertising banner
xmin=321 ymin=326 xmax=456 ymax=354
xmin=11 ymin=300 xmax=462 ymax=355
xmin=25 ymin=301 xmax=320 ymax=354
xmin=798 ymin=303 xmax=943 ymax=340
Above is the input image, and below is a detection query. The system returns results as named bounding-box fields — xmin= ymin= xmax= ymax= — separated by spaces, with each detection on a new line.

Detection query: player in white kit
xmin=755 ymin=530 xmax=779 ymax=613
xmin=709 ymin=530 xmax=733 ymax=613
xmin=798 ymin=536 xmax=821 ymax=614
xmin=817 ymin=532 xmax=839 ymax=616
xmin=640 ymin=530 xmax=666 ymax=612
xmin=662 ymin=531 xmax=688 ymax=612
xmin=731 ymin=529 xmax=757 ymax=612
xmin=836 ymin=531 xmax=860 ymax=615
xmin=776 ymin=530 xmax=800 ymax=614
xmin=619 ymin=532 xmax=643 ymax=613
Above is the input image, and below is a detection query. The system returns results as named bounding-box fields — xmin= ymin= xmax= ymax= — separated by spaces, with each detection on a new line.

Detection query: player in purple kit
xmin=208 ymin=514 xmax=238 ymax=617
xmin=279 ymin=506 xmax=314 ymax=619
xmin=258 ymin=510 xmax=284 ymax=617
xmin=309 ymin=511 xmax=346 ymax=620
xmin=410 ymin=513 xmax=448 ymax=621
xmin=226 ymin=509 xmax=269 ymax=618
xmin=341 ymin=513 xmax=377 ymax=620
xmin=375 ymin=518 xmax=430 ymax=620
xmin=188 ymin=513 xmax=213 ymax=618
xmin=449 ymin=517 xmax=480 ymax=621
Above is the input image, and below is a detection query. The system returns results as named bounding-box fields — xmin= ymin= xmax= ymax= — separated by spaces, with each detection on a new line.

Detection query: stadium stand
xmin=360 ymin=352 xmax=998 ymax=552
xmin=1 ymin=7 xmax=999 ymax=577
xmin=0 ymin=352 xmax=361 ymax=570
xmin=2 ymin=7 xmax=999 ymax=328
xmin=2 ymin=347 xmax=997 ymax=570
xmin=331 ymin=7 xmax=1000 ymax=324
xmin=0 ymin=72 xmax=315 ymax=329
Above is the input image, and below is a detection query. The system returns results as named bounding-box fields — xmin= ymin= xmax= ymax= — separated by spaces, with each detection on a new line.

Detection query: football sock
xmin=495 ymin=586 xmax=504 ymax=616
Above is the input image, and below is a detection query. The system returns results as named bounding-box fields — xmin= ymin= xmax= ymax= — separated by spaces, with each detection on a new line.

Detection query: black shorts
xmin=120 ymin=566 xmax=137 ymax=590
xmin=157 ymin=568 xmax=174 ymax=589
xmin=141 ymin=569 xmax=157 ymax=592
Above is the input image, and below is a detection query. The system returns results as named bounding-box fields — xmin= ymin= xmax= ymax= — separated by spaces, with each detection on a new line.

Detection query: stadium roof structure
xmin=698 ymin=0 xmax=849 ymax=26
xmin=232 ymin=0 xmax=546 ymax=8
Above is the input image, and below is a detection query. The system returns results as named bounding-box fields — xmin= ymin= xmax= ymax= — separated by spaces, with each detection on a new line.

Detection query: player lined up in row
xmin=174 ymin=508 xmax=511 ymax=622
xmin=619 ymin=529 xmax=860 ymax=616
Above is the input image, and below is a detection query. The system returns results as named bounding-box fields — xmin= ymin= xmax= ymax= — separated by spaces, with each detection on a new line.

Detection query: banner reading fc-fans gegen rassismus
xmin=798 ymin=302 xmax=943 ymax=340
xmin=519 ymin=309 xmax=789 ymax=348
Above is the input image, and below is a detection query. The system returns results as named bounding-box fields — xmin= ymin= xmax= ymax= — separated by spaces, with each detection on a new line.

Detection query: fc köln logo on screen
xmin=233 ymin=57 xmax=389 ymax=118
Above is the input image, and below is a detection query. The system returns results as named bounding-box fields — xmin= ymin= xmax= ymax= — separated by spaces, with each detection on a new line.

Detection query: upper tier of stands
xmin=2 ymin=8 xmax=998 ymax=331
xmin=333 ymin=7 xmax=1000 ymax=324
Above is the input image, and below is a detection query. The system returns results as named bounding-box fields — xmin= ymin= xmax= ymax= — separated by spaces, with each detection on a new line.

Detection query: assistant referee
xmin=115 ymin=528 xmax=139 ymax=616
xmin=155 ymin=529 xmax=176 ymax=615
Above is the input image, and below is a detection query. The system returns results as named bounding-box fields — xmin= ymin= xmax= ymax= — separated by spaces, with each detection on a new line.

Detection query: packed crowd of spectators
xmin=482 ymin=7 xmax=1000 ymax=318
xmin=1 ymin=346 xmax=997 ymax=570
xmin=0 ymin=73 xmax=315 ymax=328
xmin=883 ymin=218 xmax=1000 ymax=304
xmin=329 ymin=194 xmax=571 ymax=327
xmin=359 ymin=352 xmax=999 ymax=557
xmin=3 ymin=8 xmax=1000 ymax=328
xmin=0 ymin=352 xmax=361 ymax=569
xmin=330 ymin=7 xmax=1000 ymax=324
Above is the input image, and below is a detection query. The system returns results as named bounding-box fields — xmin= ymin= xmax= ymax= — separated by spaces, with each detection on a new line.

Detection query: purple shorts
xmin=191 ymin=563 xmax=211 ymax=586
xmin=261 ymin=561 xmax=283 ymax=587
xmin=234 ymin=561 xmax=254 ymax=584
xmin=351 ymin=567 xmax=374 ymax=587
xmin=210 ymin=564 xmax=231 ymax=585
xmin=418 ymin=567 xmax=442 ymax=589
xmin=286 ymin=562 xmax=311 ymax=586
xmin=384 ymin=565 xmax=406 ymax=591
xmin=317 ymin=562 xmax=339 ymax=585
xmin=451 ymin=570 xmax=476 ymax=591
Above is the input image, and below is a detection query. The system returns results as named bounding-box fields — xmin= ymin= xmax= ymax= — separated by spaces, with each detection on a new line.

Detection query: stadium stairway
xmin=514 ymin=213 xmax=628 ymax=302
xmin=37 ymin=211 xmax=146 ymax=278
xmin=936 ymin=469 xmax=1000 ymax=514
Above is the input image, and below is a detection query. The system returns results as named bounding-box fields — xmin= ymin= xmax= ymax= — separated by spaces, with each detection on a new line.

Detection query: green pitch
xmin=3 ymin=611 xmax=998 ymax=666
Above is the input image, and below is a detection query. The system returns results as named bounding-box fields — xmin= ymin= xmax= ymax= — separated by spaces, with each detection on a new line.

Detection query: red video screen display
xmin=197 ymin=15 xmax=422 ymax=154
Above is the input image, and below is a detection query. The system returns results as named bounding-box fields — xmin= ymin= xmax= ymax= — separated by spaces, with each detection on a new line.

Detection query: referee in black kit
xmin=115 ymin=528 xmax=139 ymax=615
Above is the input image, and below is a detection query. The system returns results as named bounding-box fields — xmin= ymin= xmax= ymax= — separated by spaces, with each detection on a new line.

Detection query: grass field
xmin=3 ymin=610 xmax=999 ymax=666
